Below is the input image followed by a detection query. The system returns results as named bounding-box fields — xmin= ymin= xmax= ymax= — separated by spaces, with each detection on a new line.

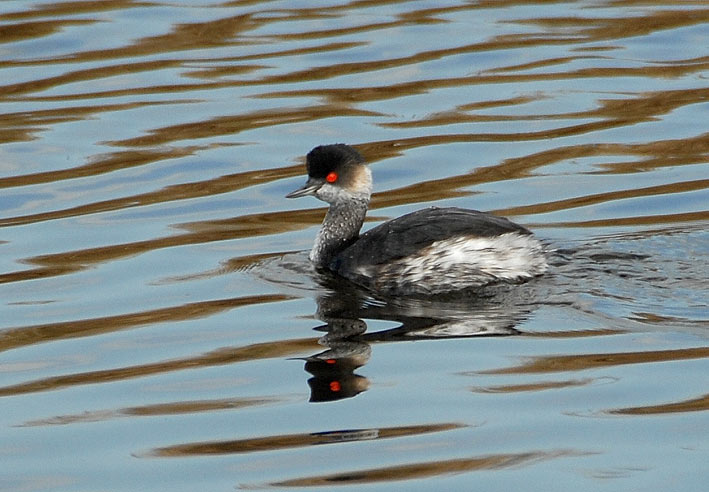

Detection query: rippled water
xmin=1 ymin=1 xmax=708 ymax=490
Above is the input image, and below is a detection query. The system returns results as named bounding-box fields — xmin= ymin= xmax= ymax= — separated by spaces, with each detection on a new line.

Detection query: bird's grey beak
xmin=286 ymin=178 xmax=321 ymax=199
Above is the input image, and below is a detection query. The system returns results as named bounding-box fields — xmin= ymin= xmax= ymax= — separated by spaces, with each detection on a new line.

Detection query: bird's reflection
xmin=298 ymin=272 xmax=539 ymax=403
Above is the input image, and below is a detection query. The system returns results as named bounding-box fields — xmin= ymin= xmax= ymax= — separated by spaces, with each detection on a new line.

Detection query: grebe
xmin=286 ymin=144 xmax=547 ymax=295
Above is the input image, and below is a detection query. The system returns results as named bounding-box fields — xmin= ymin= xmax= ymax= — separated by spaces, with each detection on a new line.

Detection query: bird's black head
xmin=306 ymin=144 xmax=364 ymax=179
xmin=286 ymin=144 xmax=371 ymax=202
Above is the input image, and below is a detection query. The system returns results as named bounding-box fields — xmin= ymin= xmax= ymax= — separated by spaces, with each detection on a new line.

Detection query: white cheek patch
xmin=316 ymin=183 xmax=340 ymax=203
xmin=347 ymin=165 xmax=372 ymax=197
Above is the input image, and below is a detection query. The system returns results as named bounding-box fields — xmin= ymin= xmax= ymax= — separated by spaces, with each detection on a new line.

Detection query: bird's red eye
xmin=326 ymin=171 xmax=338 ymax=183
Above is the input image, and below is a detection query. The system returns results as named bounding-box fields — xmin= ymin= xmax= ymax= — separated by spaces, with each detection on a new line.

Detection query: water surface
xmin=1 ymin=1 xmax=708 ymax=491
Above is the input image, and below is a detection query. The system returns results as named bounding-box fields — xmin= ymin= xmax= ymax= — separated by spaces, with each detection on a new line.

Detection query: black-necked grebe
xmin=286 ymin=144 xmax=547 ymax=295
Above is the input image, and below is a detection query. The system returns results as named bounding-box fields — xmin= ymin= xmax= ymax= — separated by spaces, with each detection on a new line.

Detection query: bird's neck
xmin=310 ymin=198 xmax=368 ymax=267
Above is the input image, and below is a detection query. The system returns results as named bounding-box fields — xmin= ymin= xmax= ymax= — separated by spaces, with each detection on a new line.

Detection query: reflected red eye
xmin=326 ymin=171 xmax=338 ymax=183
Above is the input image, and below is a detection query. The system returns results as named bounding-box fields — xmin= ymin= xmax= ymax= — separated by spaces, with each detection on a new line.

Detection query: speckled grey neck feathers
xmin=310 ymin=197 xmax=368 ymax=267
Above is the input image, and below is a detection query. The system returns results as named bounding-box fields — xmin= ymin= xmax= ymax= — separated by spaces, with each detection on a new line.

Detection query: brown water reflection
xmin=21 ymin=396 xmax=281 ymax=426
xmin=0 ymin=160 xmax=299 ymax=225
xmin=0 ymin=294 xmax=292 ymax=352
xmin=482 ymin=346 xmax=709 ymax=374
xmin=151 ymin=423 xmax=464 ymax=457
xmin=610 ymin=393 xmax=709 ymax=415
xmin=3 ymin=1 xmax=150 ymax=21
xmin=0 ymin=335 xmax=319 ymax=398
xmin=268 ymin=450 xmax=585 ymax=487
xmin=472 ymin=377 xmax=600 ymax=394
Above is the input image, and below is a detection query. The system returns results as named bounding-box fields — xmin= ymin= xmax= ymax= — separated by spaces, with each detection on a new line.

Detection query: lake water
xmin=1 ymin=1 xmax=708 ymax=490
